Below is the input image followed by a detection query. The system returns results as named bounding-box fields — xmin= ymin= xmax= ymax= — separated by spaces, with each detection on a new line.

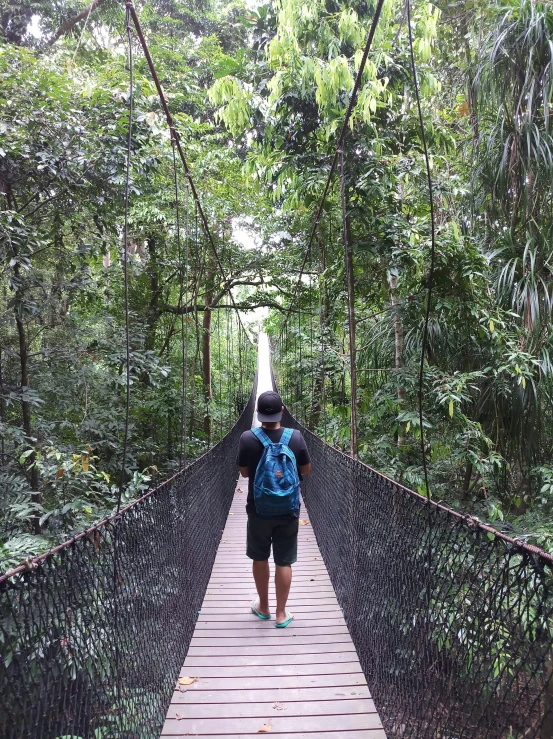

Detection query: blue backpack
xmin=252 ymin=427 xmax=300 ymax=517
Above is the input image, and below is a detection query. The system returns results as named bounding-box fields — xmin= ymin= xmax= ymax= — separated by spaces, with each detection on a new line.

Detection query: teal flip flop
xmin=275 ymin=612 xmax=294 ymax=629
xmin=251 ymin=600 xmax=271 ymax=620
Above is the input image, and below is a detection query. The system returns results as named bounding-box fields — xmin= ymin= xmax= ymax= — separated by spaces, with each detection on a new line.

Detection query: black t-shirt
xmin=236 ymin=427 xmax=311 ymax=516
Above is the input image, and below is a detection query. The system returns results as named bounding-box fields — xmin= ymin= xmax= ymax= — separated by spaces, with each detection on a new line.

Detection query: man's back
xmin=237 ymin=426 xmax=310 ymax=517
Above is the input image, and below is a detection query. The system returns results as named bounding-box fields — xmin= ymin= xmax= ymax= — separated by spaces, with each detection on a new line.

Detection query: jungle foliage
xmin=1 ymin=0 xmax=553 ymax=570
xmin=208 ymin=0 xmax=553 ymax=552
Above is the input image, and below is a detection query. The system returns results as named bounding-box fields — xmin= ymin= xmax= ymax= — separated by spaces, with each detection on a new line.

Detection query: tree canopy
xmin=2 ymin=0 xmax=553 ymax=570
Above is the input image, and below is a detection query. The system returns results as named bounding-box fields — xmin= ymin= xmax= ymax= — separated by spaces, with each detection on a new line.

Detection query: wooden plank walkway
xmin=162 ymin=476 xmax=386 ymax=738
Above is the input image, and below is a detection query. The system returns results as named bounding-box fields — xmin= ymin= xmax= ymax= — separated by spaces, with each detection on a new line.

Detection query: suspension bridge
xmin=2 ymin=331 xmax=553 ymax=738
xmin=1 ymin=2 xmax=553 ymax=738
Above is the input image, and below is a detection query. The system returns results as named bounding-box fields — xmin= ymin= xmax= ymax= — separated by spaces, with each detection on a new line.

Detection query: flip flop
xmin=251 ymin=600 xmax=271 ymax=620
xmin=275 ymin=612 xmax=294 ymax=629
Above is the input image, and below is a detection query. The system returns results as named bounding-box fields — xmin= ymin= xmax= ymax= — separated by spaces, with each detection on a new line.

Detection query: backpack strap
xmin=252 ymin=427 xmax=272 ymax=448
xmin=280 ymin=427 xmax=294 ymax=448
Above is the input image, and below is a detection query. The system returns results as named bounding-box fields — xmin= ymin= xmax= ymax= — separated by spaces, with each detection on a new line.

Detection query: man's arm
xmin=295 ymin=431 xmax=311 ymax=476
xmin=236 ymin=432 xmax=249 ymax=478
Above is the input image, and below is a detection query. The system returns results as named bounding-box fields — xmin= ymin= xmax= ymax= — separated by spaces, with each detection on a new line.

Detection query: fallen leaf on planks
xmin=299 ymin=519 xmax=309 ymax=526
xmin=178 ymin=676 xmax=198 ymax=686
xmin=258 ymin=724 xmax=272 ymax=733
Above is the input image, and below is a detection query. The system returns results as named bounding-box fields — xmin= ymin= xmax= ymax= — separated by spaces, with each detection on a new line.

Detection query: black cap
xmin=257 ymin=390 xmax=284 ymax=422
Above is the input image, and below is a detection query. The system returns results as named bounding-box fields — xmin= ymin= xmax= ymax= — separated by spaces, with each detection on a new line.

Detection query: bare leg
xmin=252 ymin=560 xmax=270 ymax=616
xmin=275 ymin=565 xmax=292 ymax=624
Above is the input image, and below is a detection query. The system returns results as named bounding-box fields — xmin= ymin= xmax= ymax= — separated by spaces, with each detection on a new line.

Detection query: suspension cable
xmin=113 ymin=5 xmax=135 ymax=725
xmin=171 ymin=132 xmax=186 ymax=467
xmin=279 ymin=0 xmax=386 ymax=337
xmin=340 ymin=147 xmax=358 ymax=458
xmin=118 ymin=4 xmax=133 ymax=509
xmin=406 ymin=0 xmax=436 ymax=503
xmin=318 ymin=223 xmax=328 ymax=441
xmin=125 ymin=1 xmax=251 ymax=345
xmin=183 ymin=178 xmax=190 ymax=465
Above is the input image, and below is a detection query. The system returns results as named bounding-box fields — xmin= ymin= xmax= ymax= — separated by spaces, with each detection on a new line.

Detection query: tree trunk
xmin=202 ymin=256 xmax=215 ymax=443
xmin=463 ymin=32 xmax=479 ymax=150
xmin=15 ymin=305 xmax=40 ymax=533
xmin=145 ymin=235 xmax=160 ymax=354
xmin=461 ymin=460 xmax=473 ymax=497
xmin=189 ymin=308 xmax=201 ymax=438
xmin=311 ymin=233 xmax=327 ymax=428
xmin=8 ymin=221 xmax=41 ymax=533
xmin=543 ymin=652 xmax=553 ymax=739
xmin=389 ymin=272 xmax=406 ymax=447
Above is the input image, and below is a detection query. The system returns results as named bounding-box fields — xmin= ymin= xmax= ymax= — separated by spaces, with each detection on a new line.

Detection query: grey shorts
xmin=246 ymin=511 xmax=299 ymax=567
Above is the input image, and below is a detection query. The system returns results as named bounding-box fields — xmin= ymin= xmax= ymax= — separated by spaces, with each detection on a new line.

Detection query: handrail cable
xmin=339 ymin=146 xmax=358 ymax=458
xmin=406 ymin=0 xmax=436 ymax=503
xmin=278 ymin=0 xmax=386 ymax=337
xmin=118 ymin=3 xmax=133 ymax=510
xmin=183 ymin=177 xmax=190 ymax=465
xmin=125 ymin=1 xmax=251 ymax=343
xmin=113 ymin=4 xmax=134 ymax=721
xmin=171 ymin=132 xmax=187 ymax=466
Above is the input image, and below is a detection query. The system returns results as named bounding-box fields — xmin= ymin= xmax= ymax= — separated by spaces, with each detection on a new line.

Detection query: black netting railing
xmin=281 ymin=398 xmax=553 ymax=739
xmin=0 ymin=375 xmax=256 ymax=739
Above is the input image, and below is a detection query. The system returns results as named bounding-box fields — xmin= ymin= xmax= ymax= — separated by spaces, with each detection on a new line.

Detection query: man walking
xmin=237 ymin=390 xmax=311 ymax=628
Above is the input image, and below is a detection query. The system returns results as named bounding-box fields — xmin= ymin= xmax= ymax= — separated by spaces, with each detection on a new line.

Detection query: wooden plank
xmin=210 ymin=567 xmax=328 ymax=572
xmin=174 ymin=674 xmax=366 ymax=690
xmin=195 ymin=621 xmax=349 ymax=641
xmin=188 ymin=634 xmax=354 ymax=647
xmin=203 ymin=586 xmax=333 ymax=594
xmin=187 ymin=644 xmax=357 ymax=656
xmin=166 ymin=699 xmax=376 ymax=719
xmin=207 ymin=574 xmax=332 ymax=583
xmin=162 ymin=478 xmax=385 ymax=739
xmin=162 ymin=733 xmax=385 ymax=739
xmin=192 ymin=620 xmax=346 ymax=631
xmin=201 ymin=596 xmax=340 ymax=605
xmin=170 ymin=686 xmax=372 ymax=704
xmin=196 ymin=612 xmax=341 ymax=623
xmin=184 ymin=653 xmax=359 ymax=666
xmin=206 ymin=572 xmax=326 ymax=587
xmin=205 ymin=582 xmax=334 ymax=589
xmin=161 ymin=713 xmax=383 ymax=734
xmin=198 ymin=604 xmax=340 ymax=614
xmin=196 ymin=612 xmax=342 ymax=623
xmin=179 ymin=663 xmax=362 ymax=678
